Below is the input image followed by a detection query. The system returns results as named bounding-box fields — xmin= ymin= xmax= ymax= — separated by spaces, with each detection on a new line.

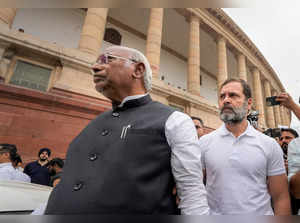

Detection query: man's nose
xmin=91 ymin=64 xmax=105 ymax=74
xmin=223 ymin=96 xmax=232 ymax=104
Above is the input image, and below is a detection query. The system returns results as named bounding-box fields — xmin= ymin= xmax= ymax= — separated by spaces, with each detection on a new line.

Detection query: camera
xmin=266 ymin=96 xmax=281 ymax=106
xmin=247 ymin=110 xmax=259 ymax=128
xmin=263 ymin=128 xmax=281 ymax=138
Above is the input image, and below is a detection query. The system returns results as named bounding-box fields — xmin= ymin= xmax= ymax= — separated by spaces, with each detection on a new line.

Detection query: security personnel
xmin=45 ymin=46 xmax=208 ymax=215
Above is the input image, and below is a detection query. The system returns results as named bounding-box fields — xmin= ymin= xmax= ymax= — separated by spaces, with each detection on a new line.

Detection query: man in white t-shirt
xmin=199 ymin=78 xmax=291 ymax=215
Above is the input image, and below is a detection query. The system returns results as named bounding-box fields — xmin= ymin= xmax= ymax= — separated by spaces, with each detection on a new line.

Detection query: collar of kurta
xmin=112 ymin=94 xmax=152 ymax=111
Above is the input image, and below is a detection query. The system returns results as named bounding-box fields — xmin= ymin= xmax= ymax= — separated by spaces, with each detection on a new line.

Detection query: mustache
xmin=221 ymin=105 xmax=235 ymax=113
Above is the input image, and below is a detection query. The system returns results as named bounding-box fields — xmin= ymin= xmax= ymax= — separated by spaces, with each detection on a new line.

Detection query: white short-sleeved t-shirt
xmin=199 ymin=123 xmax=286 ymax=215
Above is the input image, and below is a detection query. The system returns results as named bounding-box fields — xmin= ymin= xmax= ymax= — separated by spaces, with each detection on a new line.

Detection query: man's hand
xmin=172 ymin=186 xmax=180 ymax=205
xmin=276 ymin=93 xmax=296 ymax=110
xmin=276 ymin=92 xmax=300 ymax=121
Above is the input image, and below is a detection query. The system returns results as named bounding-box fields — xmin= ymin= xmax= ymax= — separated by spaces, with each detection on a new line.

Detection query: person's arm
xmin=268 ymin=174 xmax=291 ymax=215
xmin=267 ymin=140 xmax=291 ymax=215
xmin=276 ymin=92 xmax=300 ymax=120
xmin=290 ymin=171 xmax=300 ymax=198
xmin=166 ymin=111 xmax=209 ymax=215
xmin=52 ymin=178 xmax=61 ymax=187
xmin=23 ymin=163 xmax=30 ymax=175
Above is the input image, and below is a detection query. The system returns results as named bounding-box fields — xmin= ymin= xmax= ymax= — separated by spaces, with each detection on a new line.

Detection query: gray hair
xmin=105 ymin=46 xmax=152 ymax=91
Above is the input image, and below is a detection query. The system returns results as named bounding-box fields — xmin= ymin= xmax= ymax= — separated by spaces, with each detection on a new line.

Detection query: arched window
xmin=104 ymin=28 xmax=122 ymax=45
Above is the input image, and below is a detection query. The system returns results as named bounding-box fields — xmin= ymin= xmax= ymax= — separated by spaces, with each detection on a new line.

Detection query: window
xmin=8 ymin=60 xmax=52 ymax=92
xmin=104 ymin=28 xmax=122 ymax=45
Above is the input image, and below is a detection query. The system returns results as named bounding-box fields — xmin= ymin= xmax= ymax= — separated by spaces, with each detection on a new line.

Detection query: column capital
xmin=217 ymin=35 xmax=227 ymax=43
xmin=186 ymin=12 xmax=200 ymax=23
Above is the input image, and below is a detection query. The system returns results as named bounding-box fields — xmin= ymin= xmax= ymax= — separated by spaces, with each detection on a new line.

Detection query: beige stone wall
xmin=52 ymin=64 xmax=107 ymax=101
xmin=189 ymin=105 xmax=222 ymax=130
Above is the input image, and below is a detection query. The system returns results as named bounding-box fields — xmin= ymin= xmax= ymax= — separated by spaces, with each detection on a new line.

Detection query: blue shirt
xmin=24 ymin=161 xmax=50 ymax=186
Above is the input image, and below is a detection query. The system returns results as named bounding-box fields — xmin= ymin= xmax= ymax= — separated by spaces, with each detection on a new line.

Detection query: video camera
xmin=263 ymin=128 xmax=281 ymax=138
xmin=247 ymin=110 xmax=259 ymax=128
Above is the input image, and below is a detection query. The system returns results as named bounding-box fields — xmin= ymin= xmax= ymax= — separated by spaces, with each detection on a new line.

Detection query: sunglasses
xmin=95 ymin=53 xmax=138 ymax=65
xmin=195 ymin=125 xmax=202 ymax=129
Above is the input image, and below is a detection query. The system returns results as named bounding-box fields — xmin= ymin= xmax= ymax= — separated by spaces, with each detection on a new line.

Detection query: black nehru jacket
xmin=45 ymin=95 xmax=178 ymax=214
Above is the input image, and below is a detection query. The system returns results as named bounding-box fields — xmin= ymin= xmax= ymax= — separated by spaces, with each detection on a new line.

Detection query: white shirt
xmin=199 ymin=122 xmax=286 ymax=215
xmin=121 ymin=94 xmax=209 ymax=215
xmin=0 ymin=162 xmax=17 ymax=181
xmin=15 ymin=168 xmax=31 ymax=183
xmin=0 ymin=162 xmax=31 ymax=182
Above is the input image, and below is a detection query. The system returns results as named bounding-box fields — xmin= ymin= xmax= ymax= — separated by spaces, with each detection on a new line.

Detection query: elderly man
xmin=45 ymin=46 xmax=208 ymax=215
xmin=199 ymin=78 xmax=291 ymax=215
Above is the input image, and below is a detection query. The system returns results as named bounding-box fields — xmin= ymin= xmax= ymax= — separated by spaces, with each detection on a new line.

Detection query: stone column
xmin=264 ymin=80 xmax=276 ymax=128
xmin=280 ymin=103 xmax=287 ymax=126
xmin=0 ymin=42 xmax=11 ymax=82
xmin=0 ymin=8 xmax=17 ymax=28
xmin=281 ymin=107 xmax=290 ymax=127
xmin=187 ymin=15 xmax=200 ymax=96
xmin=217 ymin=36 xmax=228 ymax=90
xmin=285 ymin=108 xmax=289 ymax=126
xmin=272 ymin=90 xmax=282 ymax=127
xmin=252 ymin=68 xmax=266 ymax=128
xmin=237 ymin=53 xmax=247 ymax=81
xmin=78 ymin=8 xmax=108 ymax=56
xmin=146 ymin=8 xmax=164 ymax=79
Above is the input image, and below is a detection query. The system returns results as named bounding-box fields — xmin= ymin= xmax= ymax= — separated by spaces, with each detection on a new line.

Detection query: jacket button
xmin=112 ymin=112 xmax=120 ymax=117
xmin=73 ymin=183 xmax=83 ymax=191
xmin=101 ymin=130 xmax=109 ymax=136
xmin=89 ymin=154 xmax=97 ymax=161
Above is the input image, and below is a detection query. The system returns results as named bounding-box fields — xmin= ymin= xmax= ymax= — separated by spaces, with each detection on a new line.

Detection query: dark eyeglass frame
xmin=96 ymin=53 xmax=138 ymax=65
xmin=195 ymin=125 xmax=202 ymax=129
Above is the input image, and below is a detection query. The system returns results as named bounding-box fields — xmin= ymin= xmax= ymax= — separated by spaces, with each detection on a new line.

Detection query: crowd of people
xmin=0 ymin=146 xmax=64 ymax=188
xmin=0 ymin=46 xmax=300 ymax=215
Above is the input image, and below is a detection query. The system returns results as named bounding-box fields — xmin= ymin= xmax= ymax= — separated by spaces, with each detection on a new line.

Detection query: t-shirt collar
xmin=219 ymin=121 xmax=256 ymax=138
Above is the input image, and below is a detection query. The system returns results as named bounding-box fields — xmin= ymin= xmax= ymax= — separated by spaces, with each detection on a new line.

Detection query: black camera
xmin=247 ymin=110 xmax=259 ymax=128
xmin=263 ymin=128 xmax=281 ymax=138
xmin=266 ymin=96 xmax=281 ymax=106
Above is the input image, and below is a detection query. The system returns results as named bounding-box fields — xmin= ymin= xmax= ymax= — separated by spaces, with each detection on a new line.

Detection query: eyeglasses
xmin=95 ymin=53 xmax=138 ymax=65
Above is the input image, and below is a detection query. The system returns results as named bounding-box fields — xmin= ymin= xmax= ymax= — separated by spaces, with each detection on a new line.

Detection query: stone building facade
xmin=0 ymin=8 xmax=291 ymax=163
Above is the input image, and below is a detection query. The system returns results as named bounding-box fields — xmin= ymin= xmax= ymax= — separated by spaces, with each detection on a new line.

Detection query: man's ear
xmin=248 ymin=98 xmax=253 ymax=110
xmin=132 ymin=63 xmax=145 ymax=79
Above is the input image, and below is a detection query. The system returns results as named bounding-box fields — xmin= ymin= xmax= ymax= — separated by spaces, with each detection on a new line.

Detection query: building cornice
xmin=207 ymin=9 xmax=284 ymax=92
xmin=183 ymin=8 xmax=284 ymax=93
xmin=0 ymin=24 xmax=94 ymax=73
